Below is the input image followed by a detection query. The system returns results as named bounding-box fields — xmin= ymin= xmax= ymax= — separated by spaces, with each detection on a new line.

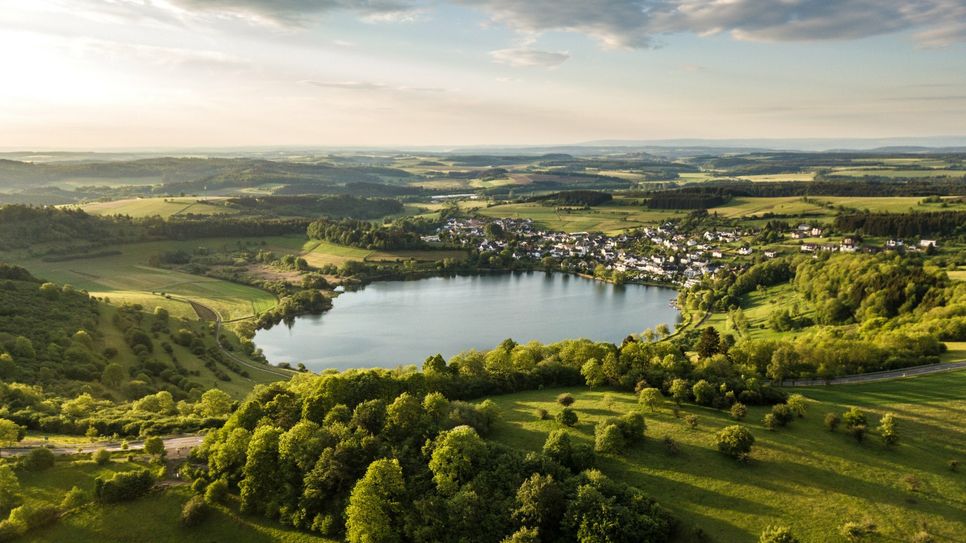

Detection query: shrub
xmin=638 ymin=387 xmax=662 ymax=411
xmin=191 ymin=478 xmax=207 ymax=494
xmin=533 ymin=408 xmax=549 ymax=420
xmin=763 ymin=413 xmax=777 ymax=431
xmin=900 ymin=474 xmax=922 ymax=492
xmin=204 ymin=479 xmax=228 ymax=505
xmin=93 ymin=469 xmax=155 ymax=503
xmin=92 ymin=449 xmax=111 ymax=466
xmin=542 ymin=430 xmax=595 ymax=473
xmin=877 ymin=413 xmax=899 ymax=447
xmin=22 ymin=448 xmax=56 ymax=471
xmin=786 ymin=394 xmax=808 ymax=418
xmin=848 ymin=425 xmax=867 ymax=444
xmin=910 ymin=530 xmax=934 ymax=543
xmin=60 ymin=487 xmax=88 ymax=510
xmin=594 ymin=423 xmax=624 ymax=454
xmin=556 ymin=393 xmax=575 ymax=407
xmin=730 ymin=402 xmax=748 ymax=420
xmin=948 ymin=459 xmax=960 ymax=472
xmin=715 ymin=425 xmax=754 ymax=461
xmin=556 ymin=407 xmax=578 ymax=427
xmin=5 ymin=503 xmax=60 ymax=535
xmin=842 ymin=407 xmax=867 ymax=429
xmin=143 ymin=436 xmax=165 ymax=457
xmin=181 ymin=495 xmax=209 ymax=527
xmin=824 ymin=413 xmax=841 ymax=432
xmin=684 ymin=414 xmax=698 ymax=430
xmin=770 ymin=403 xmax=794 ymax=426
xmin=839 ymin=521 xmax=877 ymax=542
xmin=758 ymin=525 xmax=799 ymax=543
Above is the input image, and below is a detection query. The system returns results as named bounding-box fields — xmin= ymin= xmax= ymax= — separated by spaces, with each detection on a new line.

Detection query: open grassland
xmin=942 ymin=342 xmax=966 ymax=363
xmin=77 ymin=197 xmax=237 ymax=218
xmin=302 ymin=240 xmax=467 ymax=267
xmin=703 ymin=283 xmax=814 ymax=342
xmin=476 ymin=202 xmax=684 ymax=233
xmin=814 ymin=196 xmax=952 ymax=213
xmin=10 ymin=237 xmax=303 ymax=320
xmin=829 ymin=167 xmax=966 ymax=178
xmin=733 ymin=172 xmax=816 ymax=182
xmin=707 ymin=197 xmax=831 ymax=219
xmin=487 ymin=371 xmax=966 ymax=542
xmin=949 ymin=268 xmax=966 ymax=282
xmin=19 ymin=462 xmax=331 ymax=543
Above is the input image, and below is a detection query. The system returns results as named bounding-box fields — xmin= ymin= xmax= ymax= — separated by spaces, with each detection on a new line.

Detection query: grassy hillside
xmin=486 ymin=372 xmax=966 ymax=542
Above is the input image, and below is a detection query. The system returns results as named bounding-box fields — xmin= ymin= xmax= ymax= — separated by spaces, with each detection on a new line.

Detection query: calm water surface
xmin=255 ymin=273 xmax=680 ymax=371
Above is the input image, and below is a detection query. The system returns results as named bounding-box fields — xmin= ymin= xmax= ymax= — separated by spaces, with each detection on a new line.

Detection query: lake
xmin=254 ymin=272 xmax=680 ymax=371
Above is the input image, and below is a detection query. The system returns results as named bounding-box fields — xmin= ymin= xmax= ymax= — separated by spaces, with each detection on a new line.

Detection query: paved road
xmin=783 ymin=361 xmax=966 ymax=387
xmin=1 ymin=434 xmax=204 ymax=457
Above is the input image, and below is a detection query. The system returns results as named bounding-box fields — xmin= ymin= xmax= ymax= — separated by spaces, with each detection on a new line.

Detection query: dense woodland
xmin=834 ymin=210 xmax=966 ymax=237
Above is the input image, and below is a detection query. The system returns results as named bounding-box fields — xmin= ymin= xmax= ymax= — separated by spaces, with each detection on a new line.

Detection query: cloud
xmin=166 ymin=0 xmax=418 ymax=25
xmin=489 ymin=48 xmax=570 ymax=67
xmin=305 ymin=80 xmax=390 ymax=90
xmin=76 ymin=38 xmax=250 ymax=70
xmin=454 ymin=0 xmax=966 ymax=48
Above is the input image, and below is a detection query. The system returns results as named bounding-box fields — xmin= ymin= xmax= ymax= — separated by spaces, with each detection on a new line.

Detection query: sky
xmin=1 ymin=0 xmax=965 ymax=149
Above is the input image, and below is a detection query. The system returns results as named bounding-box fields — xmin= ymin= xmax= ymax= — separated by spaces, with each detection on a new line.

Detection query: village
xmin=428 ymin=217 xmax=941 ymax=287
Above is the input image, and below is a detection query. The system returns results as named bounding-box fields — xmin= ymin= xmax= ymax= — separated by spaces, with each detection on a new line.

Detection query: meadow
xmin=302 ymin=239 xmax=466 ymax=267
xmin=487 ymin=371 xmax=966 ymax=542
xmin=77 ymin=197 xmax=236 ymax=218
xmin=475 ymin=202 xmax=687 ymax=233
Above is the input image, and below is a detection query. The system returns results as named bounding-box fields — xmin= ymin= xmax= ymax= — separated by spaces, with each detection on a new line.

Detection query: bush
xmin=770 ymin=403 xmax=794 ymax=426
xmin=763 ymin=413 xmax=777 ymax=431
xmin=556 ymin=393 xmax=575 ymax=407
xmin=60 ymin=487 xmax=88 ymax=510
xmin=542 ymin=430 xmax=595 ymax=473
xmin=663 ymin=435 xmax=680 ymax=456
xmin=949 ymin=459 xmax=960 ymax=472
xmin=683 ymin=414 xmax=698 ymax=429
xmin=92 ymin=449 xmax=111 ymax=466
xmin=824 ymin=413 xmax=841 ymax=432
xmin=143 ymin=436 xmax=165 ymax=457
xmin=839 ymin=521 xmax=877 ymax=542
xmin=93 ymin=469 xmax=155 ymax=503
xmin=556 ymin=407 xmax=578 ymax=427
xmin=204 ymin=479 xmax=228 ymax=504
xmin=594 ymin=423 xmax=624 ymax=454
xmin=910 ymin=530 xmax=934 ymax=543
xmin=5 ymin=503 xmax=60 ymax=534
xmin=715 ymin=425 xmax=755 ymax=461
xmin=181 ymin=495 xmax=209 ymax=527
xmin=730 ymin=402 xmax=748 ymax=420
xmin=759 ymin=525 xmax=799 ymax=543
xmin=191 ymin=478 xmax=207 ymax=494
xmin=22 ymin=448 xmax=56 ymax=471
xmin=848 ymin=425 xmax=867 ymax=444
xmin=842 ymin=407 xmax=867 ymax=429
xmin=533 ymin=408 xmax=548 ymax=420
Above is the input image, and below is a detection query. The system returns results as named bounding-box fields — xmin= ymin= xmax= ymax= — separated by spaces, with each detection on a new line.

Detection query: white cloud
xmin=489 ymin=48 xmax=570 ymax=67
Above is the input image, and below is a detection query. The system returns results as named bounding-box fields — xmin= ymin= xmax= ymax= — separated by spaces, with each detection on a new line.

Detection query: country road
xmin=783 ymin=361 xmax=966 ymax=387
xmin=0 ymin=435 xmax=204 ymax=458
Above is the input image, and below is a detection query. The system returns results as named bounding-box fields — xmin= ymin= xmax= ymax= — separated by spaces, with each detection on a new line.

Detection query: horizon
xmin=2 ymin=0 xmax=965 ymax=148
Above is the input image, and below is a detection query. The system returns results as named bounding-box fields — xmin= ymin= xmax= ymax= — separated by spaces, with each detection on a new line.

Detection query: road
xmin=783 ymin=361 xmax=966 ymax=387
xmin=1 ymin=434 xmax=204 ymax=458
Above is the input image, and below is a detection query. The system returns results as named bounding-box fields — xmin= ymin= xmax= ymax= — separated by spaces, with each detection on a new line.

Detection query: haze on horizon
xmin=1 ymin=0 xmax=965 ymax=149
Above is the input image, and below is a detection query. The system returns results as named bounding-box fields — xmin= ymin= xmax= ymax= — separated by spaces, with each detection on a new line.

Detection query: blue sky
xmin=1 ymin=0 xmax=964 ymax=148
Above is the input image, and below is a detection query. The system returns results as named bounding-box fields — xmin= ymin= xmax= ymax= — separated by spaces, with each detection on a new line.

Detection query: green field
xmin=487 ymin=372 xmax=966 ymax=542
xmin=77 ymin=197 xmax=237 ymax=218
xmin=707 ymin=197 xmax=831 ymax=219
xmin=18 ymin=460 xmax=331 ymax=543
xmin=829 ymin=168 xmax=966 ymax=179
xmin=477 ymin=202 xmax=684 ymax=233
xmin=10 ymin=237 xmax=302 ymax=320
xmin=302 ymin=240 xmax=467 ymax=267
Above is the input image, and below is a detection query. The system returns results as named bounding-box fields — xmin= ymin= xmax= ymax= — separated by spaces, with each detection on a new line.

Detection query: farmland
xmin=487 ymin=371 xmax=966 ymax=542
xmin=77 ymin=197 xmax=237 ymax=219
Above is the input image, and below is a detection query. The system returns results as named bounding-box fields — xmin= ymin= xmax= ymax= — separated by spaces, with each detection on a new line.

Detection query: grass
xmin=77 ymin=197 xmax=237 ymax=219
xmin=17 ymin=461 xmax=332 ymax=543
xmin=301 ymin=241 xmax=373 ymax=268
xmin=10 ymin=237 xmax=299 ymax=320
xmin=476 ymin=203 xmax=683 ymax=233
xmin=814 ymin=196 xmax=948 ymax=213
xmin=707 ymin=197 xmax=831 ymax=219
xmin=487 ymin=371 xmax=966 ymax=542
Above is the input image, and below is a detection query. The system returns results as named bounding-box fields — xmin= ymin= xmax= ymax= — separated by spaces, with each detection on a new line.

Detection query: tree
xmin=696 ymin=327 xmax=721 ymax=359
xmin=502 ymin=527 xmax=540 ymax=543
xmin=692 ymin=379 xmax=716 ymax=406
xmin=638 ymin=388 xmax=662 ymax=411
xmin=730 ymin=402 xmax=748 ymax=420
xmin=101 ymin=362 xmax=126 ymax=389
xmin=594 ymin=423 xmax=624 ymax=454
xmin=0 ymin=465 xmax=22 ymax=515
xmin=556 ymin=393 xmax=575 ymax=407
xmin=0 ymin=419 xmax=23 ymax=452
xmin=786 ymin=394 xmax=808 ymax=418
xmin=345 ymin=459 xmax=406 ymax=543
xmin=181 ymin=494 xmax=209 ymax=527
xmin=513 ymin=474 xmax=565 ymax=539
xmin=204 ymin=479 xmax=228 ymax=505
xmin=877 ymin=413 xmax=899 ymax=447
xmin=556 ymin=407 xmax=578 ymax=427
xmin=143 ymin=436 xmax=165 ymax=457
xmin=715 ymin=425 xmax=755 ymax=461
xmin=842 ymin=407 xmax=867 ymax=429
xmin=655 ymin=323 xmax=670 ymax=339
xmin=92 ymin=448 xmax=111 ymax=465
xmin=669 ymin=379 xmax=690 ymax=406
xmin=239 ymin=426 xmax=283 ymax=515
xmin=767 ymin=345 xmax=799 ymax=385
xmin=429 ymin=426 xmax=486 ymax=494
xmin=23 ymin=447 xmax=56 ymax=471
xmin=762 ymin=413 xmax=777 ymax=431
xmin=771 ymin=404 xmax=794 ymax=427
xmin=543 ymin=430 xmax=594 ymax=473
xmin=199 ymin=389 xmax=233 ymax=417
xmin=422 ymin=354 xmax=448 ymax=375
xmin=581 ymin=358 xmax=606 ymax=388
xmin=759 ymin=525 xmax=800 ymax=543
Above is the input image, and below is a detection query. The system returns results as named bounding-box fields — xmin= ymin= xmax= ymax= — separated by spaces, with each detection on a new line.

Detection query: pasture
xmin=302 ymin=240 xmax=467 ymax=267
xmin=77 ymin=197 xmax=237 ymax=218
xmin=487 ymin=371 xmax=966 ymax=542
xmin=476 ymin=202 xmax=684 ymax=233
